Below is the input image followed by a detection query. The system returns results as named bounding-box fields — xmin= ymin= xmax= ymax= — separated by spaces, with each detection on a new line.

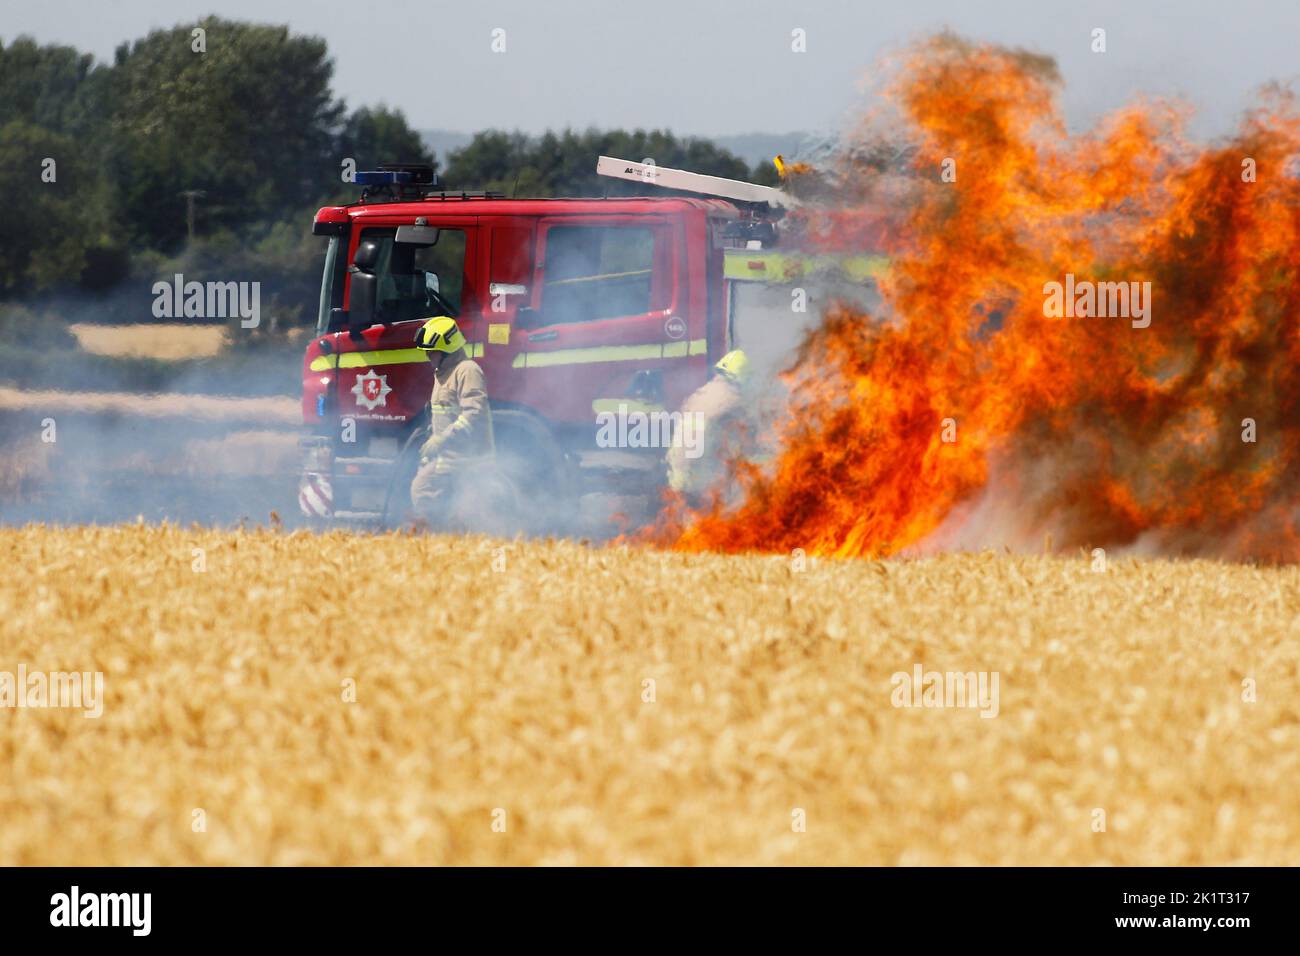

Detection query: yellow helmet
xmin=714 ymin=349 xmax=751 ymax=386
xmin=415 ymin=316 xmax=466 ymax=353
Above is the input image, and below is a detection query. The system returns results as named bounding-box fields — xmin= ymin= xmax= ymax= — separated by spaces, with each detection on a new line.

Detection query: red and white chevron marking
xmin=298 ymin=473 xmax=333 ymax=517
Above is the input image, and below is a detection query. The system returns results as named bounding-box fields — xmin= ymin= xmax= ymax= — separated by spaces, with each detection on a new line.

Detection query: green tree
xmin=0 ymin=21 xmax=774 ymax=315
xmin=337 ymin=106 xmax=435 ymax=176
xmin=107 ymin=17 xmax=345 ymax=249
xmin=750 ymin=159 xmax=782 ymax=187
xmin=0 ymin=37 xmax=109 ymax=139
xmin=0 ymin=120 xmax=117 ymax=295
xmin=441 ymin=127 xmax=759 ymax=197
xmin=0 ymin=38 xmax=122 ymax=297
xmin=440 ymin=130 xmax=533 ymax=194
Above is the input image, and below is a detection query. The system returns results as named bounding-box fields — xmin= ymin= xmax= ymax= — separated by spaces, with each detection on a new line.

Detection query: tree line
xmin=1 ymin=17 xmax=773 ymax=320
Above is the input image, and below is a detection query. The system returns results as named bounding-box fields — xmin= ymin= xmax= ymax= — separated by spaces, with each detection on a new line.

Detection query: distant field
xmin=2 ymin=526 xmax=1297 ymax=865
xmin=0 ymin=394 xmax=299 ymax=523
xmin=68 ymin=323 xmax=229 ymax=360
xmin=0 ymin=386 xmax=298 ymax=423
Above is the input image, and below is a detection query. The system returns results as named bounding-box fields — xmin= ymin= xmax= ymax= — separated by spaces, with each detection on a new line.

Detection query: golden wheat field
xmin=2 ymin=524 xmax=1298 ymax=865
xmin=67 ymin=324 xmax=230 ymax=360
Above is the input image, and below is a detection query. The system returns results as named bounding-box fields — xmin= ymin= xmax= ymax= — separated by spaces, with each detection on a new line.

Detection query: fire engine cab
xmin=298 ymin=157 xmax=884 ymax=530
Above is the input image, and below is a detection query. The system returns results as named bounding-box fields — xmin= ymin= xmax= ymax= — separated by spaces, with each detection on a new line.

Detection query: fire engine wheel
xmin=492 ymin=410 xmax=578 ymax=534
xmin=380 ymin=411 xmax=574 ymax=535
xmin=445 ymin=466 xmax=521 ymax=536
xmin=379 ymin=425 xmax=428 ymax=530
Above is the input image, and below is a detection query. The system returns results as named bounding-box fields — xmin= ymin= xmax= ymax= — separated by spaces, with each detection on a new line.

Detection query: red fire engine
xmin=298 ymin=157 xmax=883 ymax=530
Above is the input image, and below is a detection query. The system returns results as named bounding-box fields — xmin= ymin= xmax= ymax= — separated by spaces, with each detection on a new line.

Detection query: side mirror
xmin=347 ymin=239 xmax=382 ymax=335
xmin=353 ymin=239 xmax=382 ymax=273
xmin=396 ymin=223 xmax=440 ymax=246
xmin=347 ymin=271 xmax=378 ymax=336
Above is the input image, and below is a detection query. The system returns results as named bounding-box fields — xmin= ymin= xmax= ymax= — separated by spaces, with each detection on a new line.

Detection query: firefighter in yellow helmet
xmin=409 ymin=316 xmax=495 ymax=520
xmin=667 ymin=349 xmax=754 ymax=503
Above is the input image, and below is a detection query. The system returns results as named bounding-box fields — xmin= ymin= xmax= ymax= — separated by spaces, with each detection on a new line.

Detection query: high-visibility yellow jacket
xmin=422 ymin=350 xmax=495 ymax=474
xmin=667 ymin=376 xmax=748 ymax=497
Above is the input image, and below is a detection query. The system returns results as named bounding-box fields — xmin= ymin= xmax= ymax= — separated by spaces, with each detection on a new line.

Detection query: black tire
xmin=385 ymin=408 xmax=573 ymax=535
xmin=380 ymin=422 xmax=429 ymax=530
xmin=447 ymin=463 xmax=522 ymax=536
xmin=492 ymin=409 xmax=578 ymax=534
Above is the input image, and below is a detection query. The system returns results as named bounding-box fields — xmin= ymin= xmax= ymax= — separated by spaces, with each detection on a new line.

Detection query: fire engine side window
xmin=358 ymin=228 xmax=467 ymax=323
xmin=541 ymin=226 xmax=663 ymax=323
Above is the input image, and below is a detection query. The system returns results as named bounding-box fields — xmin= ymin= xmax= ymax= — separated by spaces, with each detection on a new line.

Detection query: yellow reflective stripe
xmin=335 ymin=348 xmax=430 ymax=369
xmin=524 ymin=344 xmax=660 ymax=368
xmin=723 ymin=250 xmax=890 ymax=283
xmin=310 ymin=344 xmax=483 ymax=371
xmin=663 ymin=338 xmax=708 ymax=358
xmin=311 ymin=337 xmax=702 ymax=372
xmin=514 ymin=338 xmax=706 ymax=369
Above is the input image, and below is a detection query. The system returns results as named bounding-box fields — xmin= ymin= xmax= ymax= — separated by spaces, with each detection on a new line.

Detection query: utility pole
xmin=179 ymin=190 xmax=207 ymax=242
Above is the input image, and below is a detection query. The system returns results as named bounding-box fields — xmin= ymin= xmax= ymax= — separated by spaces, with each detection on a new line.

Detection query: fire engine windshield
xmin=358 ymin=227 xmax=466 ymax=324
xmin=315 ymin=236 xmax=341 ymax=334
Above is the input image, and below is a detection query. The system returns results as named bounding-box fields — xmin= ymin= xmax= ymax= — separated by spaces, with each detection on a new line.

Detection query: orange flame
xmin=659 ymin=34 xmax=1300 ymax=562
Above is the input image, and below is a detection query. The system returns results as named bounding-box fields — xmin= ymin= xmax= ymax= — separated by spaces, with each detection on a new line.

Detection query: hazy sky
xmin=5 ymin=0 xmax=1300 ymax=141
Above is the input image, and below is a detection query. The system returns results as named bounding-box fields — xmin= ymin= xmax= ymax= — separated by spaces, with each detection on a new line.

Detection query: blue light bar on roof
xmin=354 ymin=170 xmax=412 ymax=186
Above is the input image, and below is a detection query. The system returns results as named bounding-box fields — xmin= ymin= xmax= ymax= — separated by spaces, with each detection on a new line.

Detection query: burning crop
xmin=661 ymin=33 xmax=1300 ymax=562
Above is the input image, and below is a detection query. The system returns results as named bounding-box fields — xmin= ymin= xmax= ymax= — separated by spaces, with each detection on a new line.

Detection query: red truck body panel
xmin=301 ymin=194 xmax=742 ymax=519
xmin=309 ymin=196 xmax=738 ymax=423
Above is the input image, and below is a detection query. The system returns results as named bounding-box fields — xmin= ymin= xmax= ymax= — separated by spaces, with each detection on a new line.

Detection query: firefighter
xmin=667 ymin=349 xmax=753 ymax=503
xmin=409 ymin=316 xmax=495 ymax=521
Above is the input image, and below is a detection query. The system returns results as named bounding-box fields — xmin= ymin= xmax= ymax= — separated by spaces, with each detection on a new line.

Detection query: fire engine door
xmin=518 ymin=216 xmax=696 ymax=425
